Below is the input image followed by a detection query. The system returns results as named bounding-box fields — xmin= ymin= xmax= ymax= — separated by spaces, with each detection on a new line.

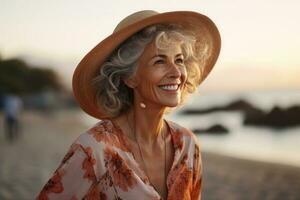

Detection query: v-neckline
xmin=109 ymin=119 xmax=180 ymax=200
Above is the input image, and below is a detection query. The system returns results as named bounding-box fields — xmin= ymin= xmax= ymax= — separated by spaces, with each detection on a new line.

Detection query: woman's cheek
xmin=180 ymin=67 xmax=188 ymax=83
xmin=139 ymin=80 xmax=157 ymax=99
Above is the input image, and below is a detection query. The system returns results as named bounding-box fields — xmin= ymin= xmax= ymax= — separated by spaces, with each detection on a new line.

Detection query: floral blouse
xmin=37 ymin=119 xmax=202 ymax=200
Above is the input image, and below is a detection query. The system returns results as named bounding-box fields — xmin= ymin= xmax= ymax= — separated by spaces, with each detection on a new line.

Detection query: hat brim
xmin=72 ymin=11 xmax=221 ymax=119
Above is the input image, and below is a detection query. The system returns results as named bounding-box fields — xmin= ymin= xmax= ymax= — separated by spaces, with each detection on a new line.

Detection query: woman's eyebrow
xmin=151 ymin=54 xmax=167 ymax=59
xmin=151 ymin=53 xmax=183 ymax=59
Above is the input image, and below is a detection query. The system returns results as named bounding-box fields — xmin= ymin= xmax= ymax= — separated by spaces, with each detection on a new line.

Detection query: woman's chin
xmin=159 ymin=100 xmax=180 ymax=108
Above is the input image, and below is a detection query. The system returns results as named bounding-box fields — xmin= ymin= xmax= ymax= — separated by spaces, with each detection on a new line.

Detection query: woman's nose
xmin=168 ymin=62 xmax=181 ymax=78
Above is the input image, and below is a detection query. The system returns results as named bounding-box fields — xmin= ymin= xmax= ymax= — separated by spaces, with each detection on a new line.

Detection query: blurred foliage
xmin=0 ymin=57 xmax=62 ymax=95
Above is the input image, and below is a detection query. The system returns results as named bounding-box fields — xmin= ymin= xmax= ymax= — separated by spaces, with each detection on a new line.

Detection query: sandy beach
xmin=0 ymin=110 xmax=300 ymax=200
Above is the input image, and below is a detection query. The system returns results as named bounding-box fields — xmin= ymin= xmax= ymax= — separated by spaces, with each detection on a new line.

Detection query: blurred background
xmin=0 ymin=0 xmax=300 ymax=199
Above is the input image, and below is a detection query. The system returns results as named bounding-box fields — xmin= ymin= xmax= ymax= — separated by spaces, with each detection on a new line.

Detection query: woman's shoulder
xmin=74 ymin=119 xmax=129 ymax=152
xmin=166 ymin=119 xmax=201 ymax=147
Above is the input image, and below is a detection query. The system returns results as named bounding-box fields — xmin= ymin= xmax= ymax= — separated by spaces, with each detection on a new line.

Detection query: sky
xmin=1 ymin=0 xmax=300 ymax=92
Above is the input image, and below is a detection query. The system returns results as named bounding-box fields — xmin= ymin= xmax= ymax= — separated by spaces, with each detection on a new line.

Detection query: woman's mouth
xmin=158 ymin=84 xmax=180 ymax=91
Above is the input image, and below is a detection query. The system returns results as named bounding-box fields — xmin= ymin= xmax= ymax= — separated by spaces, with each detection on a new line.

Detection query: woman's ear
xmin=123 ymin=77 xmax=138 ymax=88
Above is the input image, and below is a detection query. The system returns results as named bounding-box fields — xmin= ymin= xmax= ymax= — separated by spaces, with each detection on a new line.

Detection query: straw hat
xmin=72 ymin=10 xmax=221 ymax=119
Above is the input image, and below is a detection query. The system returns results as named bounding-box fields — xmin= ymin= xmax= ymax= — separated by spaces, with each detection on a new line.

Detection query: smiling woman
xmin=93 ymin=24 xmax=200 ymax=117
xmin=37 ymin=10 xmax=221 ymax=200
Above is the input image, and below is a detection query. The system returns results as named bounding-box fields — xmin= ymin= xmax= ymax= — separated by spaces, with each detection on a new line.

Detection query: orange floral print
xmin=168 ymin=162 xmax=193 ymax=200
xmin=172 ymin=129 xmax=184 ymax=151
xmin=193 ymin=145 xmax=200 ymax=181
xmin=104 ymin=147 xmax=137 ymax=191
xmin=88 ymin=120 xmax=129 ymax=152
xmin=191 ymin=144 xmax=202 ymax=200
xmin=191 ymin=176 xmax=202 ymax=200
xmin=37 ymin=168 xmax=65 ymax=200
xmin=82 ymin=146 xmax=97 ymax=181
xmin=83 ymin=185 xmax=104 ymax=200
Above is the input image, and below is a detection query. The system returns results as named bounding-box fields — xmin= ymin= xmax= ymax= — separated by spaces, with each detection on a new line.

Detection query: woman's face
xmin=129 ymin=40 xmax=187 ymax=108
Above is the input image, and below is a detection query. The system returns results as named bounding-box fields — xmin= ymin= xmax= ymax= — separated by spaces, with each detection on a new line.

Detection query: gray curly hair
xmin=92 ymin=24 xmax=201 ymax=117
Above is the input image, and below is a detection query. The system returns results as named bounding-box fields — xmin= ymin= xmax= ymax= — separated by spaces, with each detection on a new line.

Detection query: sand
xmin=0 ymin=109 xmax=299 ymax=200
xmin=202 ymin=152 xmax=300 ymax=200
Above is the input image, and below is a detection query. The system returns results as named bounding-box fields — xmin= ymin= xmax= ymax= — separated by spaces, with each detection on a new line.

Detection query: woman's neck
xmin=126 ymin=102 xmax=167 ymax=145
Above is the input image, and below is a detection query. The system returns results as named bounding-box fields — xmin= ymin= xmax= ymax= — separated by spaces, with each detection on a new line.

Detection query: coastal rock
xmin=193 ymin=124 xmax=229 ymax=134
xmin=244 ymin=106 xmax=300 ymax=129
xmin=182 ymin=98 xmax=300 ymax=129
xmin=182 ymin=99 xmax=264 ymax=116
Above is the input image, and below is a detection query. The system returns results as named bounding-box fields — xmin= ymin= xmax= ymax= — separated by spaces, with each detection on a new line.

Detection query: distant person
xmin=3 ymin=94 xmax=23 ymax=142
xmin=37 ymin=10 xmax=221 ymax=200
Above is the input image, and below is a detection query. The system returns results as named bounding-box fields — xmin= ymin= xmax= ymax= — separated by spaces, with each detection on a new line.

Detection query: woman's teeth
xmin=159 ymin=84 xmax=179 ymax=91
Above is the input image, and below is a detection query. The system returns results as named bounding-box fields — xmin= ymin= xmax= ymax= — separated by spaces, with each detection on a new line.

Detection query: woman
xmin=37 ymin=10 xmax=221 ymax=200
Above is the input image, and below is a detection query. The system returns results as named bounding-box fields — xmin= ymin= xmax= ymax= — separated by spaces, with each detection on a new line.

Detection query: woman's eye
xmin=175 ymin=58 xmax=184 ymax=64
xmin=154 ymin=59 xmax=165 ymax=65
